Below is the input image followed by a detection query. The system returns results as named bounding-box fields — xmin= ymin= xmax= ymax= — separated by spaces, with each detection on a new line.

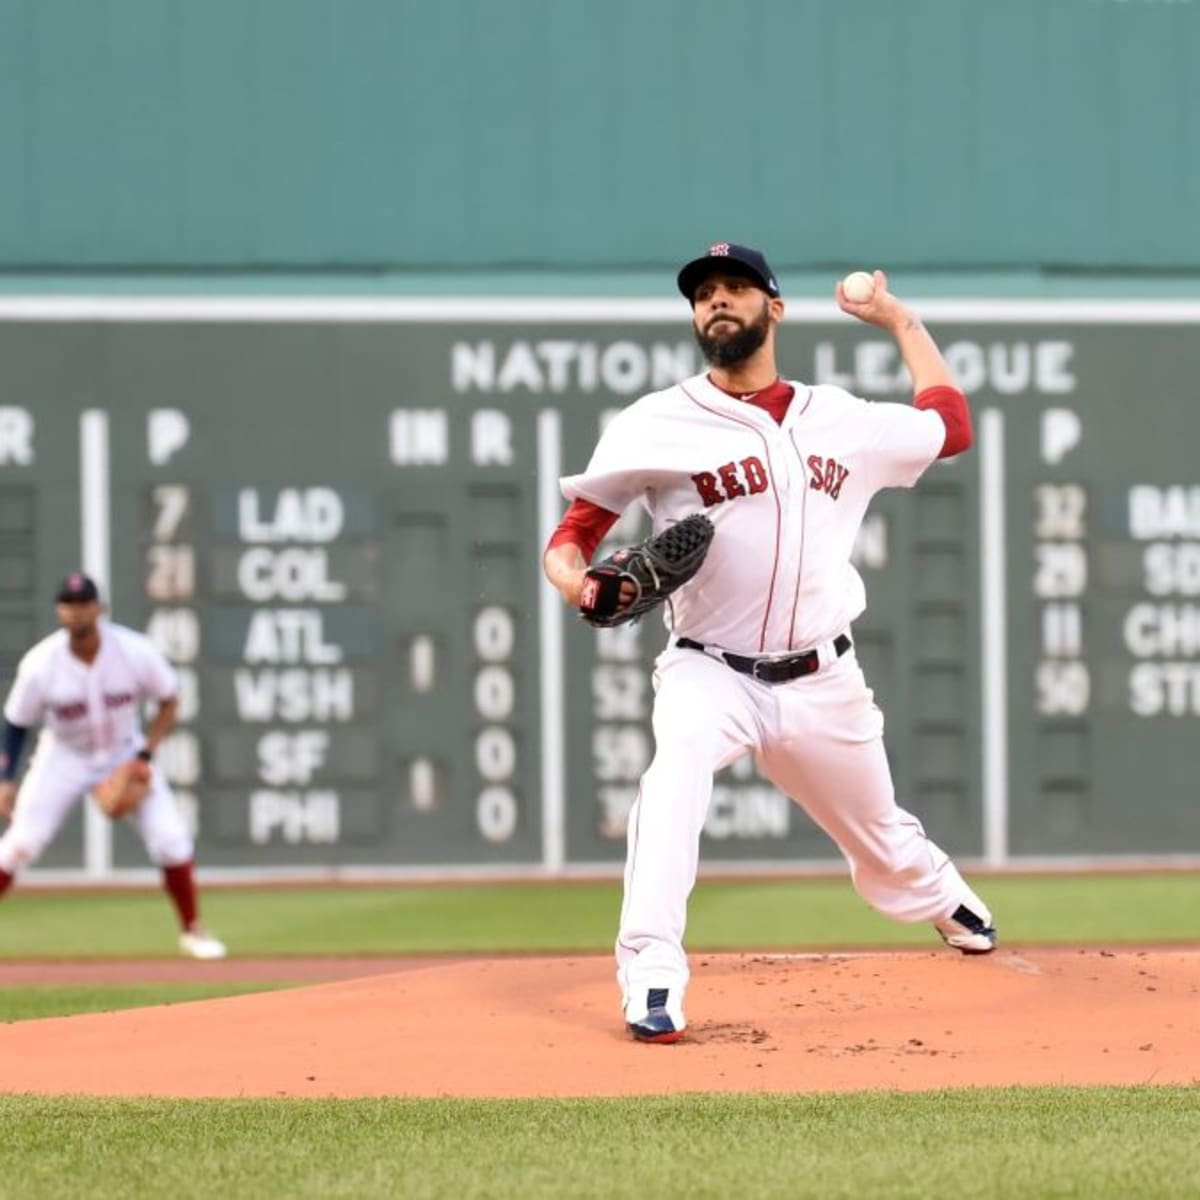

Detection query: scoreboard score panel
xmin=1 ymin=299 xmax=1199 ymax=879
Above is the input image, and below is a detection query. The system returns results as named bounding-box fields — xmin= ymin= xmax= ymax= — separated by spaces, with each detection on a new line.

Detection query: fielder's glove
xmin=579 ymin=513 xmax=715 ymax=628
xmin=93 ymin=759 xmax=152 ymax=819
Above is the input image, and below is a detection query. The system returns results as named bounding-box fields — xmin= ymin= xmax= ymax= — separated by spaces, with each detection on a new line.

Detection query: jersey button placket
xmin=85 ymin=656 xmax=108 ymax=768
xmin=770 ymin=448 xmax=805 ymax=651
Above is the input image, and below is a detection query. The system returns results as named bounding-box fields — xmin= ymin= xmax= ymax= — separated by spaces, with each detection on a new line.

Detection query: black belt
xmin=676 ymin=633 xmax=851 ymax=684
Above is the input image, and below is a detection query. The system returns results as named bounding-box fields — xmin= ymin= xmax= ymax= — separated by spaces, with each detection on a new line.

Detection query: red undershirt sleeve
xmin=914 ymin=385 xmax=973 ymax=458
xmin=545 ymin=498 xmax=621 ymax=563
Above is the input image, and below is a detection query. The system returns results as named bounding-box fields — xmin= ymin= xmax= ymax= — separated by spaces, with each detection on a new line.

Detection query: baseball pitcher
xmin=543 ymin=244 xmax=996 ymax=1043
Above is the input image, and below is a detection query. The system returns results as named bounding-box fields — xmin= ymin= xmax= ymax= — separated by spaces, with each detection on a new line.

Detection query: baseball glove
xmin=93 ymin=759 xmax=152 ymax=819
xmin=579 ymin=513 xmax=715 ymax=628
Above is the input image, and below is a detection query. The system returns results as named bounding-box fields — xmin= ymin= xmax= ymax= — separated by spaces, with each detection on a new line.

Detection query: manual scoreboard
xmin=1 ymin=300 xmax=1197 ymax=875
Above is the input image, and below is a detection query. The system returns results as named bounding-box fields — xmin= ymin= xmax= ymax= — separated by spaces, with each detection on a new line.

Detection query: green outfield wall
xmin=1 ymin=0 xmax=1197 ymax=273
xmin=2 ymin=296 xmax=1199 ymax=879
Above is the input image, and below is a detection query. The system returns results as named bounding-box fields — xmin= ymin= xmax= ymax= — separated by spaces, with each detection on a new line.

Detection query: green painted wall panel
xmin=0 ymin=0 xmax=1197 ymax=270
xmin=3 ymin=303 xmax=1200 ymax=874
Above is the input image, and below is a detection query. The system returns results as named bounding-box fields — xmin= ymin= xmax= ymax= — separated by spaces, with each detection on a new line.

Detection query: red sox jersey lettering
xmin=691 ymin=456 xmax=769 ymax=507
xmin=5 ymin=621 xmax=178 ymax=759
xmin=559 ymin=371 xmax=944 ymax=654
xmin=807 ymin=455 xmax=850 ymax=501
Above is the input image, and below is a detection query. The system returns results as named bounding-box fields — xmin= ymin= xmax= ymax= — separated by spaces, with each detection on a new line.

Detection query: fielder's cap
xmin=55 ymin=572 xmax=100 ymax=603
xmin=677 ymin=242 xmax=781 ymax=302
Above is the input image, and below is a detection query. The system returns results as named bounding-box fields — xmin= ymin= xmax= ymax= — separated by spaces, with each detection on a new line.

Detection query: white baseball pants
xmin=616 ymin=643 xmax=991 ymax=1012
xmin=0 ymin=735 xmax=194 ymax=874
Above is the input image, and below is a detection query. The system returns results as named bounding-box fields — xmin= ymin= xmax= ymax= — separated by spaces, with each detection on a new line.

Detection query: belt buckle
xmin=754 ymin=650 xmax=816 ymax=683
xmin=752 ymin=656 xmax=792 ymax=683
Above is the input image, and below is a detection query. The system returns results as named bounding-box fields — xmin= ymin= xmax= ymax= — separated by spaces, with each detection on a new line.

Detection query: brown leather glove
xmin=93 ymin=759 xmax=152 ymax=819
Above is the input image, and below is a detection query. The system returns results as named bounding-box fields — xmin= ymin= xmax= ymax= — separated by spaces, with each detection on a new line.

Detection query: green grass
xmin=0 ymin=1089 xmax=1197 ymax=1200
xmin=0 ymin=878 xmax=1196 ymax=1198
xmin=0 ymin=873 xmax=1197 ymax=958
xmin=0 ymin=984 xmax=277 ymax=1023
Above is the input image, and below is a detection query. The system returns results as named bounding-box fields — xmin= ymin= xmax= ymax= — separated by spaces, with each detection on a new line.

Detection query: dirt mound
xmin=1 ymin=949 xmax=1196 ymax=1098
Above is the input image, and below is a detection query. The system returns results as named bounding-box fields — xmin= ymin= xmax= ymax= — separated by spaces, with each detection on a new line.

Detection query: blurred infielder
xmin=0 ymin=573 xmax=226 ymax=959
xmin=544 ymin=244 xmax=996 ymax=1043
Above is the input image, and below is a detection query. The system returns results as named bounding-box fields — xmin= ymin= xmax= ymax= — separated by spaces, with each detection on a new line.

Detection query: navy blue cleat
xmin=935 ymin=904 xmax=998 ymax=955
xmin=627 ymin=988 xmax=686 ymax=1044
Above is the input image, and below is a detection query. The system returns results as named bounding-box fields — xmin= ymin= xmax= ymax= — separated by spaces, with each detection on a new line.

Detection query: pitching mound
xmin=1 ymin=949 xmax=1196 ymax=1098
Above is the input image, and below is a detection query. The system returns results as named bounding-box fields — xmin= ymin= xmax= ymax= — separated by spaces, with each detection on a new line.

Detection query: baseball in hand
xmin=841 ymin=271 xmax=876 ymax=303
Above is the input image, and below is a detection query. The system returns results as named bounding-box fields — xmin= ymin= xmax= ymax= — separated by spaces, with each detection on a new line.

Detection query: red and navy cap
xmin=677 ymin=242 xmax=781 ymax=302
xmin=55 ymin=572 xmax=100 ymax=603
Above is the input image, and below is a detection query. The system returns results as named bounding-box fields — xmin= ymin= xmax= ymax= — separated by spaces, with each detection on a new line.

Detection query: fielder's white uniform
xmin=561 ymin=371 xmax=992 ymax=1029
xmin=0 ymin=620 xmax=193 ymax=873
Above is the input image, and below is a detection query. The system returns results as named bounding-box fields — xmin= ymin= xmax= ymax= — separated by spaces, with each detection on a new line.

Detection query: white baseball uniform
xmin=561 ymin=371 xmax=992 ymax=1028
xmin=0 ymin=620 xmax=193 ymax=873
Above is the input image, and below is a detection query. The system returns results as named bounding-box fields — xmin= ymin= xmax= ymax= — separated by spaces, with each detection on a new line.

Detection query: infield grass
xmin=0 ymin=872 xmax=1197 ymax=957
xmin=0 ymin=984 xmax=278 ymax=1022
xmin=1 ymin=1088 xmax=1197 ymax=1200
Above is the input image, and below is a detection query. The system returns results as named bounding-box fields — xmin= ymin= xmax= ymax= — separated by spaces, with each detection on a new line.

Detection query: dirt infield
xmin=0 ymin=956 xmax=462 ymax=986
xmin=1 ymin=948 xmax=1197 ymax=1098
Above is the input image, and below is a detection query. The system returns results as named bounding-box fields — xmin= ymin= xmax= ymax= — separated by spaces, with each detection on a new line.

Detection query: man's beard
xmin=693 ymin=300 xmax=770 ymax=368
